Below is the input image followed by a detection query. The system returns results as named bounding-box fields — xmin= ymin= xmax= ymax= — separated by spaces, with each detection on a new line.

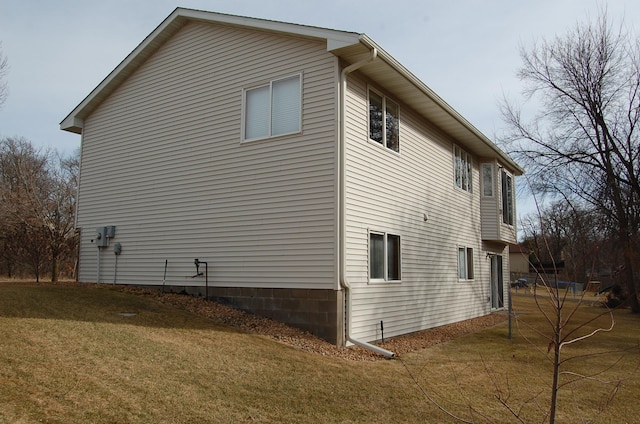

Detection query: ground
xmin=116 ymin=285 xmax=508 ymax=361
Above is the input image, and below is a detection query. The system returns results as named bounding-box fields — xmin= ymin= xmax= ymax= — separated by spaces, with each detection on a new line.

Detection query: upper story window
xmin=501 ymin=170 xmax=514 ymax=225
xmin=482 ymin=163 xmax=494 ymax=197
xmin=369 ymin=89 xmax=399 ymax=152
xmin=243 ymin=73 xmax=301 ymax=141
xmin=454 ymin=145 xmax=473 ymax=192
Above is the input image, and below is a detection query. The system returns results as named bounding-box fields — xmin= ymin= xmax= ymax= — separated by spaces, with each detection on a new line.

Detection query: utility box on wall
xmin=95 ymin=227 xmax=108 ymax=247
xmin=95 ymin=225 xmax=116 ymax=248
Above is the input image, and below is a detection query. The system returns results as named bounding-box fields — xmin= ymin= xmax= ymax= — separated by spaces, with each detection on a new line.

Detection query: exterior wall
xmin=76 ymin=22 xmax=340 ymax=297
xmin=140 ymin=285 xmax=341 ymax=344
xmin=343 ymin=74 xmax=502 ymax=342
xmin=480 ymin=160 xmax=500 ymax=241
xmin=497 ymin=165 xmax=518 ymax=244
xmin=211 ymin=287 xmax=342 ymax=343
xmin=480 ymin=159 xmax=517 ymax=244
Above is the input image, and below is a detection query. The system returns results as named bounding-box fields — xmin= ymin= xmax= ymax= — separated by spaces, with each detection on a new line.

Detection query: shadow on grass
xmin=0 ymin=281 xmax=238 ymax=332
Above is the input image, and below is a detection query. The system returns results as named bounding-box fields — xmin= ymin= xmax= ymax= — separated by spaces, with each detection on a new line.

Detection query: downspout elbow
xmin=340 ymin=278 xmax=395 ymax=359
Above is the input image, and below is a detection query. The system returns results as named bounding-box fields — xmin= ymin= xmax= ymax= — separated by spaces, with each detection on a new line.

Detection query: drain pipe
xmin=338 ymin=46 xmax=394 ymax=359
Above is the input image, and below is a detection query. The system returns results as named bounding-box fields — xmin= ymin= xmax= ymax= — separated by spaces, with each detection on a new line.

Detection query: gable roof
xmin=60 ymin=7 xmax=523 ymax=175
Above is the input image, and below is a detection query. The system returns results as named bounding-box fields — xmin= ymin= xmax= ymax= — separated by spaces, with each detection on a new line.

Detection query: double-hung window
xmin=369 ymin=89 xmax=399 ymax=152
xmin=369 ymin=232 xmax=401 ymax=282
xmin=458 ymin=246 xmax=474 ymax=280
xmin=243 ymin=74 xmax=301 ymax=141
xmin=501 ymin=170 xmax=514 ymax=225
xmin=454 ymin=146 xmax=473 ymax=192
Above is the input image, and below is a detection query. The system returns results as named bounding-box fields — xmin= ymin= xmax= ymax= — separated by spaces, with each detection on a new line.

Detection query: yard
xmin=0 ymin=282 xmax=638 ymax=423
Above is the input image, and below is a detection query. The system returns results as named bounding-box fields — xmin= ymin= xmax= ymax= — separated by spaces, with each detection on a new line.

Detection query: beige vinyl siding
xmin=480 ymin=160 xmax=500 ymax=241
xmin=344 ymin=75 xmax=494 ymax=341
xmin=479 ymin=160 xmax=518 ymax=244
xmin=76 ymin=21 xmax=338 ymax=289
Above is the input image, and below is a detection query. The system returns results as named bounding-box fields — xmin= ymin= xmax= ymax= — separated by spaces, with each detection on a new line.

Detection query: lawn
xmin=0 ymin=282 xmax=638 ymax=423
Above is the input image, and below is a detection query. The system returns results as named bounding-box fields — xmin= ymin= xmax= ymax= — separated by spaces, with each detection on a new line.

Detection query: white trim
xmin=368 ymin=229 xmax=402 ymax=284
xmin=500 ymin=169 xmax=515 ymax=226
xmin=457 ymin=245 xmax=475 ymax=281
xmin=241 ymin=72 xmax=303 ymax=143
xmin=453 ymin=144 xmax=473 ymax=194
xmin=367 ymin=86 xmax=400 ymax=154
xmin=481 ymin=163 xmax=495 ymax=197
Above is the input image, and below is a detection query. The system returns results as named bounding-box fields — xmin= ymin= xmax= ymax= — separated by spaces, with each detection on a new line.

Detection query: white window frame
xmin=482 ymin=163 xmax=494 ymax=197
xmin=501 ymin=169 xmax=515 ymax=226
xmin=242 ymin=73 xmax=302 ymax=142
xmin=368 ymin=88 xmax=400 ymax=153
xmin=454 ymin=145 xmax=473 ymax=193
xmin=369 ymin=231 xmax=402 ymax=283
xmin=457 ymin=246 xmax=475 ymax=280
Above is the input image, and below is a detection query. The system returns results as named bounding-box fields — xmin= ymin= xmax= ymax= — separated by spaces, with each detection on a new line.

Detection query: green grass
xmin=0 ymin=282 xmax=638 ymax=423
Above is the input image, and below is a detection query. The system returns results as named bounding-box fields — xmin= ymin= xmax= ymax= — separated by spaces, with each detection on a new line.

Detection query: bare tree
xmin=0 ymin=137 xmax=79 ymax=281
xmin=521 ymin=200 xmax=603 ymax=285
xmin=0 ymin=42 xmax=8 ymax=109
xmin=501 ymin=11 xmax=640 ymax=312
xmin=45 ymin=151 xmax=79 ymax=281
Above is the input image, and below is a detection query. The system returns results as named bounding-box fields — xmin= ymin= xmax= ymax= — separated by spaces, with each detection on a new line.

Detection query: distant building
xmin=509 ymin=244 xmax=531 ymax=278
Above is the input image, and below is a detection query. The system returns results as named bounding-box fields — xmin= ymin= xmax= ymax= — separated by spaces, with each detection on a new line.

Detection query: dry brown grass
xmin=0 ymin=282 xmax=638 ymax=423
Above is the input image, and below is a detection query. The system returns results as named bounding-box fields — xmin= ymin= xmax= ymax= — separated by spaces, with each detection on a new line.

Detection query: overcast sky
xmin=1 ymin=0 xmax=638 ymax=217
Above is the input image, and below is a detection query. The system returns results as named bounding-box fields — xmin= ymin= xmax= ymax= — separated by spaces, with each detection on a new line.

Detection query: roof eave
xmin=356 ymin=35 xmax=524 ymax=176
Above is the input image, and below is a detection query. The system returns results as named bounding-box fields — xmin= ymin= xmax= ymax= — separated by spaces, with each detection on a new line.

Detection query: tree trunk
xmin=549 ymin=303 xmax=562 ymax=424
xmin=550 ymin=341 xmax=561 ymax=424
xmin=621 ymin=236 xmax=640 ymax=313
xmin=51 ymin=251 xmax=59 ymax=283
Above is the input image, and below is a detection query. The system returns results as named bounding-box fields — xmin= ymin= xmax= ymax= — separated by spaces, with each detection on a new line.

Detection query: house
xmin=60 ymin=8 xmax=523 ymax=350
xmin=509 ymin=243 xmax=531 ymax=280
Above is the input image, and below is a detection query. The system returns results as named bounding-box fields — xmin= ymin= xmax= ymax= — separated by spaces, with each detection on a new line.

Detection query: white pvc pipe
xmin=338 ymin=47 xmax=395 ymax=359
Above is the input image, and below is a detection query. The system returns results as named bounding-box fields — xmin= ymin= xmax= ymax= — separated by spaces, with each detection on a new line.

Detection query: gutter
xmin=338 ymin=46 xmax=395 ymax=359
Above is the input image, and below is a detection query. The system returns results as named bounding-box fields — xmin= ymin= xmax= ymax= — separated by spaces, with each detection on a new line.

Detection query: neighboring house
xmin=509 ymin=243 xmax=531 ymax=279
xmin=61 ymin=8 xmax=523 ymax=348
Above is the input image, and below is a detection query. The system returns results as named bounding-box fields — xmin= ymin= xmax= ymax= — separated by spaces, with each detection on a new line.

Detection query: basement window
xmin=458 ymin=246 xmax=475 ymax=280
xmin=370 ymin=231 xmax=401 ymax=282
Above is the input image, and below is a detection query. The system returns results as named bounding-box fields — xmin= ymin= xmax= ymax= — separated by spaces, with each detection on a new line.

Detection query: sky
xmin=1 ymin=0 xmax=639 ymax=219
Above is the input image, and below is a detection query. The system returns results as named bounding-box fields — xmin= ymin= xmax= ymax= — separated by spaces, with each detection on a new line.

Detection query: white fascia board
xmin=176 ymin=8 xmax=361 ymax=51
xmin=60 ymin=8 xmax=185 ymax=133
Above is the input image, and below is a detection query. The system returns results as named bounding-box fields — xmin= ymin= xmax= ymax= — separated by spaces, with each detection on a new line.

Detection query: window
xmin=501 ymin=170 xmax=514 ymax=225
xmin=244 ymin=74 xmax=301 ymax=141
xmin=458 ymin=246 xmax=474 ymax=280
xmin=369 ymin=89 xmax=399 ymax=152
xmin=482 ymin=163 xmax=494 ymax=197
xmin=454 ymin=146 xmax=473 ymax=192
xmin=369 ymin=232 xmax=401 ymax=281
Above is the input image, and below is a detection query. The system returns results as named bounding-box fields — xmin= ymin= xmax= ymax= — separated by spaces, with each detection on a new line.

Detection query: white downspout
xmin=338 ymin=47 xmax=394 ymax=359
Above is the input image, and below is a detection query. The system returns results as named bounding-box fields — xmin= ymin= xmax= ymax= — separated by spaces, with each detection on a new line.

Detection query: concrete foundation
xmin=158 ymin=285 xmax=343 ymax=345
